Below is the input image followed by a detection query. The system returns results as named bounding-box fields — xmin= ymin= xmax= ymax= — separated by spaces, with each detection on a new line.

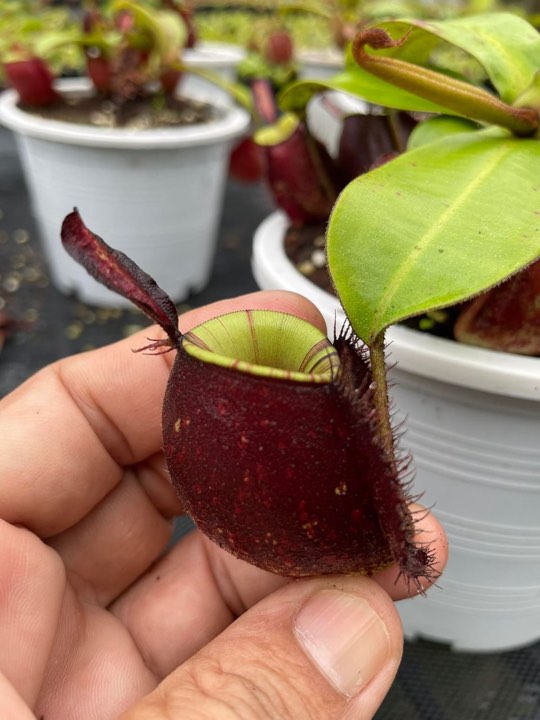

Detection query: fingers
xmin=375 ymin=503 xmax=448 ymax=599
xmin=112 ymin=505 xmax=446 ymax=680
xmin=47 ymin=469 xmax=173 ymax=606
xmin=0 ymin=521 xmax=65 ymax=708
xmin=0 ymin=672 xmax=36 ymax=720
xmin=111 ymin=530 xmax=290 ymax=678
xmin=0 ymin=291 xmax=323 ymax=537
xmin=179 ymin=290 xmax=326 ymax=334
xmin=35 ymin=586 xmax=158 ymax=720
xmin=119 ymin=576 xmax=403 ymax=720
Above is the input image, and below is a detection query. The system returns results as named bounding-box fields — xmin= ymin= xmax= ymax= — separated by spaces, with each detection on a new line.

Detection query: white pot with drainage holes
xmin=252 ymin=209 xmax=540 ymax=652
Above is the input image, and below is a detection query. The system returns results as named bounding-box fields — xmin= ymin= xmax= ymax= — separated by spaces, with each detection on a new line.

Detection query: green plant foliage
xmin=196 ymin=9 xmax=333 ymax=49
xmin=280 ymin=13 xmax=540 ymax=115
xmin=279 ymin=71 xmax=452 ymax=115
xmin=327 ymin=130 xmax=540 ymax=343
xmin=0 ymin=0 xmax=81 ymax=80
xmin=407 ymin=115 xmax=480 ymax=149
xmin=113 ymin=0 xmax=187 ymax=66
xmin=374 ymin=14 xmax=540 ymax=102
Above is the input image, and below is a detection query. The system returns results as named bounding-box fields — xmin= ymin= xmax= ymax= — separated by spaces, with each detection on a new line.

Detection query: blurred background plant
xmin=3 ymin=1 xmax=537 ymax=92
xmin=193 ymin=0 xmax=535 ymax=50
xmin=0 ymin=0 xmax=82 ymax=85
xmin=194 ymin=0 xmax=538 ymax=92
xmin=0 ymin=0 xmax=197 ymax=108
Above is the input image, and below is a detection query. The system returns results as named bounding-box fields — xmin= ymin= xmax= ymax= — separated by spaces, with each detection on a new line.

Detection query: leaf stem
xmin=386 ymin=110 xmax=406 ymax=153
xmin=352 ymin=28 xmax=538 ymax=137
xmin=251 ymin=78 xmax=278 ymax=125
xmin=369 ymin=332 xmax=395 ymax=463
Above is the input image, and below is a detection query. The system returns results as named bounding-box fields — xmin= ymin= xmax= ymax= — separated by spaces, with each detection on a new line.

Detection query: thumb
xmin=119 ymin=575 xmax=403 ymax=720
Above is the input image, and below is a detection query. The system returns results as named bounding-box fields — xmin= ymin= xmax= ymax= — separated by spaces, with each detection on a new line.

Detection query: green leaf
xmin=280 ymin=13 xmax=540 ymax=118
xmin=33 ymin=28 xmax=84 ymax=58
xmin=375 ymin=14 xmax=540 ymax=103
xmin=407 ymin=116 xmax=480 ymax=150
xmin=180 ymin=64 xmax=254 ymax=113
xmin=327 ymin=130 xmax=540 ymax=344
xmin=279 ymin=70 xmax=453 ymax=116
xmin=514 ymin=71 xmax=540 ymax=120
xmin=112 ymin=0 xmax=186 ymax=65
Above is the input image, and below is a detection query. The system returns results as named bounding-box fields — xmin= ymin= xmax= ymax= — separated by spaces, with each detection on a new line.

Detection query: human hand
xmin=0 ymin=291 xmax=447 ymax=720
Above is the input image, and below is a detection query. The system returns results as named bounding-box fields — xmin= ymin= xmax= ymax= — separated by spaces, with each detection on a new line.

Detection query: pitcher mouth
xmin=182 ymin=309 xmax=340 ymax=384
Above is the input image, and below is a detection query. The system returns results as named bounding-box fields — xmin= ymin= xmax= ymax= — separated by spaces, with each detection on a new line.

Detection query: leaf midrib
xmin=369 ymin=141 xmax=513 ymax=338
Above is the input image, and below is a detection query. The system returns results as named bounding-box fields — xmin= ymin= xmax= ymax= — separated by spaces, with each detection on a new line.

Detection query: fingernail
xmin=294 ymin=590 xmax=390 ymax=698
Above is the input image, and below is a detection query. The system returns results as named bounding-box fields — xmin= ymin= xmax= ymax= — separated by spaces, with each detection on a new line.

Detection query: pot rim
xmin=252 ymin=210 xmax=540 ymax=401
xmin=295 ymin=47 xmax=344 ymax=68
xmin=183 ymin=41 xmax=246 ymax=66
xmin=0 ymin=77 xmax=249 ymax=149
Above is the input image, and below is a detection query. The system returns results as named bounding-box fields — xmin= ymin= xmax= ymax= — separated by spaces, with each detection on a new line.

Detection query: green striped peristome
xmin=182 ymin=310 xmax=340 ymax=384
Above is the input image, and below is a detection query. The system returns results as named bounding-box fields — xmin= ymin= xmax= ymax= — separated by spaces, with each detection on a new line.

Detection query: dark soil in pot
xmin=25 ymin=93 xmax=221 ymax=129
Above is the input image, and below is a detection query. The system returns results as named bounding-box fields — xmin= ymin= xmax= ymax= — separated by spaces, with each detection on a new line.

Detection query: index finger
xmin=111 ymin=502 xmax=447 ymax=680
xmin=0 ymin=291 xmax=326 ymax=536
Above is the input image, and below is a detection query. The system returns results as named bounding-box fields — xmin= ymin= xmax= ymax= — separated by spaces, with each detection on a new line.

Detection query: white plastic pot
xmin=253 ymin=211 xmax=540 ymax=652
xmin=0 ymin=78 xmax=249 ymax=306
xmin=296 ymin=48 xmax=344 ymax=79
xmin=182 ymin=42 xmax=245 ymax=105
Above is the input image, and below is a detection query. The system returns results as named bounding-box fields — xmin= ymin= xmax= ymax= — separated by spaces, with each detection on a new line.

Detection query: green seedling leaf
xmin=327 ymin=130 xmax=540 ymax=344
xmin=374 ymin=14 xmax=540 ymax=103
